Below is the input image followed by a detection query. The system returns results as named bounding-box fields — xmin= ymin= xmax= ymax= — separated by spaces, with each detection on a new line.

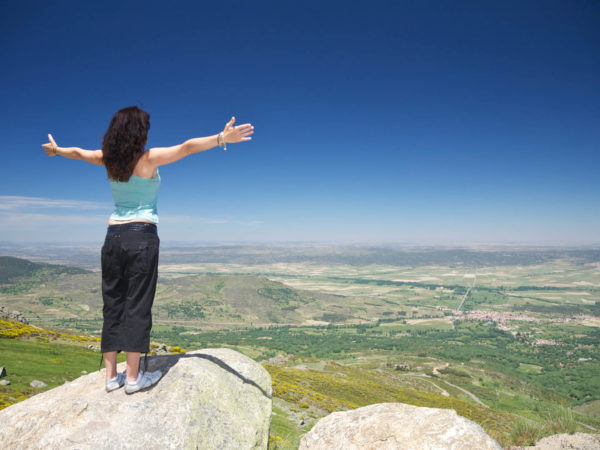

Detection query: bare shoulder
xmin=132 ymin=150 xmax=159 ymax=177
xmin=146 ymin=143 xmax=184 ymax=156
xmin=144 ymin=143 xmax=186 ymax=167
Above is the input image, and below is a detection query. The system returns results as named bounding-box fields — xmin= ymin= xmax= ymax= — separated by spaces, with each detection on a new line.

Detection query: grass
xmin=0 ymin=337 xmax=113 ymax=410
xmin=518 ymin=363 xmax=543 ymax=374
xmin=268 ymin=402 xmax=305 ymax=449
xmin=509 ymin=405 xmax=581 ymax=446
xmin=0 ymin=319 xmax=186 ymax=410
xmin=574 ymin=399 xmax=600 ymax=418
xmin=264 ymin=361 xmax=517 ymax=446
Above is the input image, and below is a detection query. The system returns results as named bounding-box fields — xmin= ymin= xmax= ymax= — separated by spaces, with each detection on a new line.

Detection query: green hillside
xmin=2 ymin=318 xmax=598 ymax=448
xmin=0 ymin=270 xmax=354 ymax=330
xmin=0 ymin=319 xmax=104 ymax=409
xmin=0 ymin=256 xmax=90 ymax=292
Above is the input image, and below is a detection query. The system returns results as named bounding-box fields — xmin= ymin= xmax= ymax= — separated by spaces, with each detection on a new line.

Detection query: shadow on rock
xmin=142 ymin=350 xmax=272 ymax=399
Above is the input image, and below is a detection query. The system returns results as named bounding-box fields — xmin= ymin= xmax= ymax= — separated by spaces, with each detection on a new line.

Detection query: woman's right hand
xmin=42 ymin=133 xmax=59 ymax=156
xmin=222 ymin=116 xmax=254 ymax=143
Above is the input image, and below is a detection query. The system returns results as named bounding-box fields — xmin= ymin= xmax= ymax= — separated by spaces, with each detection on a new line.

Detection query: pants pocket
xmin=124 ymin=240 xmax=151 ymax=274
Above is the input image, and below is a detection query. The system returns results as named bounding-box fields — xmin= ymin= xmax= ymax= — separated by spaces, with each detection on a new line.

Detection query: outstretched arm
xmin=145 ymin=116 xmax=254 ymax=167
xmin=42 ymin=134 xmax=103 ymax=165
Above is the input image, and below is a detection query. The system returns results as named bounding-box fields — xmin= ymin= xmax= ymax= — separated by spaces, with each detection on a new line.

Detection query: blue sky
xmin=1 ymin=0 xmax=598 ymax=244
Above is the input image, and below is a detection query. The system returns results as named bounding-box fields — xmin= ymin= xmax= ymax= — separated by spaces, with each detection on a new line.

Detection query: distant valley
xmin=1 ymin=246 xmax=599 ymax=448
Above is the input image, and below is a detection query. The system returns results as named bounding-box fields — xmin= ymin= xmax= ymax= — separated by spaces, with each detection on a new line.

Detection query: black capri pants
xmin=100 ymin=222 xmax=159 ymax=353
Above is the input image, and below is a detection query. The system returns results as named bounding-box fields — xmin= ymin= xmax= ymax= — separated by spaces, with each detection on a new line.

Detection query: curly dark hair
xmin=102 ymin=106 xmax=150 ymax=181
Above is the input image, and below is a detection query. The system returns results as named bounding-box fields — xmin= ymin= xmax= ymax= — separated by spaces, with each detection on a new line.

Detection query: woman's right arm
xmin=42 ymin=134 xmax=103 ymax=165
xmin=145 ymin=116 xmax=254 ymax=167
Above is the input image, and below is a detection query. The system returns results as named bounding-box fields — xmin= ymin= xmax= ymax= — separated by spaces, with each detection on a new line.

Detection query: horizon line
xmin=0 ymin=240 xmax=599 ymax=249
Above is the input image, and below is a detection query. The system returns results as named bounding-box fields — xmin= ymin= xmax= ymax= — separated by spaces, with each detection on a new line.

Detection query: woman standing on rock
xmin=42 ymin=106 xmax=254 ymax=394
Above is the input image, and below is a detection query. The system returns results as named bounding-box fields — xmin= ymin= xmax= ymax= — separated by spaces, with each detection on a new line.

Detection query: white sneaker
xmin=105 ymin=372 xmax=126 ymax=392
xmin=124 ymin=370 xmax=162 ymax=395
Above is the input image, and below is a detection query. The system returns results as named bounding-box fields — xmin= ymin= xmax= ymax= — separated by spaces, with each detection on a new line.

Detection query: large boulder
xmin=299 ymin=402 xmax=502 ymax=450
xmin=510 ymin=432 xmax=600 ymax=449
xmin=0 ymin=348 xmax=272 ymax=449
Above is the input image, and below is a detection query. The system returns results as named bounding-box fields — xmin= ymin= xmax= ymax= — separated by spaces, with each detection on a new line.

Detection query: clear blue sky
xmin=1 ymin=1 xmax=598 ymax=244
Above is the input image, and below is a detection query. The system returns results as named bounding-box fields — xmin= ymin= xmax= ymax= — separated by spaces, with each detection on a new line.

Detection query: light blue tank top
xmin=109 ymin=169 xmax=160 ymax=223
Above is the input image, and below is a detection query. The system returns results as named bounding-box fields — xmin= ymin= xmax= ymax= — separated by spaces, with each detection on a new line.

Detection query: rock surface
xmin=0 ymin=348 xmax=272 ymax=449
xmin=508 ymin=432 xmax=600 ymax=450
xmin=261 ymin=352 xmax=293 ymax=366
xmin=299 ymin=402 xmax=502 ymax=450
xmin=0 ymin=306 xmax=29 ymax=324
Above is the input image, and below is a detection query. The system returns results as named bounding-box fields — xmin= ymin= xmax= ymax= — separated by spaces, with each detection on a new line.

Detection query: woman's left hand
xmin=42 ymin=133 xmax=59 ymax=156
xmin=222 ymin=117 xmax=254 ymax=143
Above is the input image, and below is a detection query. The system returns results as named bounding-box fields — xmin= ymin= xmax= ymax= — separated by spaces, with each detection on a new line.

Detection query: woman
xmin=42 ymin=106 xmax=254 ymax=394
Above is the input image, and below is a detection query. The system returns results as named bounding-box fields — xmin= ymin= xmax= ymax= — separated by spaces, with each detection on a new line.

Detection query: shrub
xmin=508 ymin=418 xmax=543 ymax=446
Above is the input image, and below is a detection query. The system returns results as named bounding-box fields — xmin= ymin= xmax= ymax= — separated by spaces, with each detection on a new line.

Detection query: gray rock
xmin=261 ymin=353 xmax=293 ymax=366
xmin=0 ymin=348 xmax=272 ymax=449
xmin=0 ymin=306 xmax=29 ymax=324
xmin=0 ymin=380 xmax=10 ymax=386
xmin=30 ymin=380 xmax=47 ymax=388
xmin=299 ymin=402 xmax=502 ymax=450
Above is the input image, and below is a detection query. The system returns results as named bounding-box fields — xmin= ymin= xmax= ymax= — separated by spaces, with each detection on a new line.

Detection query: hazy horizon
xmin=1 ymin=240 xmax=598 ymax=249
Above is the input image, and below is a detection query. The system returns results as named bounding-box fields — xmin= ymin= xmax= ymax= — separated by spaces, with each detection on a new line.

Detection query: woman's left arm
xmin=42 ymin=134 xmax=103 ymax=165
